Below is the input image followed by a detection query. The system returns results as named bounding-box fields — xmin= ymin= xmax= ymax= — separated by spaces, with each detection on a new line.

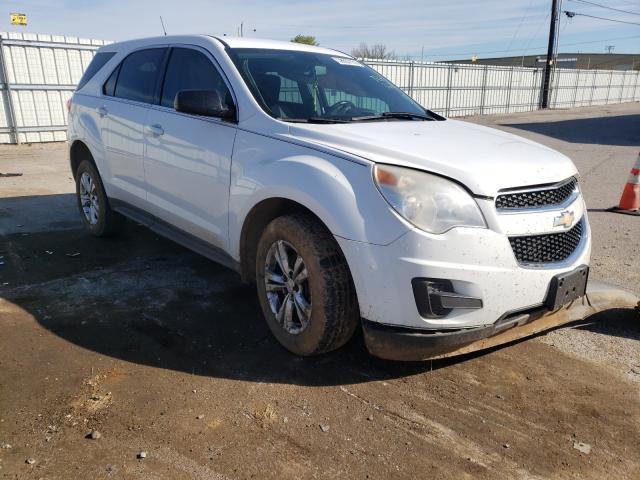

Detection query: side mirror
xmin=174 ymin=89 xmax=236 ymax=121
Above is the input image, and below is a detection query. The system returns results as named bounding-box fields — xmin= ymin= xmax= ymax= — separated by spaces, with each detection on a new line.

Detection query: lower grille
xmin=509 ymin=219 xmax=584 ymax=264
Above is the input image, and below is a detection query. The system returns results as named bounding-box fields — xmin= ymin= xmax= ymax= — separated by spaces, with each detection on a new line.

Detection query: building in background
xmin=448 ymin=53 xmax=640 ymax=71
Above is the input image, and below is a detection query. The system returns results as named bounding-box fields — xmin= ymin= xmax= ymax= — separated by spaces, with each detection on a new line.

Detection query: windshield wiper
xmin=351 ymin=111 xmax=443 ymax=122
xmin=285 ymin=117 xmax=351 ymax=124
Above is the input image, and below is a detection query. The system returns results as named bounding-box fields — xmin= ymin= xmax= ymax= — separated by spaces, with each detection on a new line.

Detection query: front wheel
xmin=255 ymin=214 xmax=359 ymax=356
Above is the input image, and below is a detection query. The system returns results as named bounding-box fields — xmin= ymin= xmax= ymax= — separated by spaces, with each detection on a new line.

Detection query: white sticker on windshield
xmin=332 ymin=57 xmax=363 ymax=66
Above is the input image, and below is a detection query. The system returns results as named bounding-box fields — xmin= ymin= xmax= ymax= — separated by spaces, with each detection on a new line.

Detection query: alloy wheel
xmin=264 ymin=240 xmax=312 ymax=335
xmin=79 ymin=171 xmax=100 ymax=225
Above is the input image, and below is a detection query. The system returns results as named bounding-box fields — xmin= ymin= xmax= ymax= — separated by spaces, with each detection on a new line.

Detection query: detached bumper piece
xmin=363 ymin=280 xmax=639 ymax=361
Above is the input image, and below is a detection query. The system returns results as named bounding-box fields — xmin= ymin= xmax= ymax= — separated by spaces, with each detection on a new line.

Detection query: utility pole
xmin=541 ymin=0 xmax=559 ymax=108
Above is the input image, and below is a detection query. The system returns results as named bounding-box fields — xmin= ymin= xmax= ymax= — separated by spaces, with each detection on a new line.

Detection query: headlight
xmin=373 ymin=164 xmax=486 ymax=234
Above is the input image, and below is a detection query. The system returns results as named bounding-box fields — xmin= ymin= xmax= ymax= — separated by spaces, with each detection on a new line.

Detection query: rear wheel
xmin=255 ymin=213 xmax=359 ymax=356
xmin=75 ymin=160 xmax=125 ymax=237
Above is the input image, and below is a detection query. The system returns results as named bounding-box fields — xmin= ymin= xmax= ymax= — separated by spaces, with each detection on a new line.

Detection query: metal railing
xmin=364 ymin=58 xmax=640 ymax=118
xmin=0 ymin=33 xmax=638 ymax=144
xmin=0 ymin=32 xmax=109 ymax=144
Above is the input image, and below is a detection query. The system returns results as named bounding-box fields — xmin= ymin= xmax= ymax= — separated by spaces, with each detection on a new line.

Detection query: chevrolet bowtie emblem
xmin=553 ymin=210 xmax=575 ymax=229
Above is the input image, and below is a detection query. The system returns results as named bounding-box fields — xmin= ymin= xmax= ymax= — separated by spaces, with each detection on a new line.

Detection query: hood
xmin=286 ymin=119 xmax=577 ymax=197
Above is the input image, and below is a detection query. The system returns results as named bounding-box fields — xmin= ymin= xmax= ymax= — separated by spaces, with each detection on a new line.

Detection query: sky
xmin=1 ymin=0 xmax=639 ymax=61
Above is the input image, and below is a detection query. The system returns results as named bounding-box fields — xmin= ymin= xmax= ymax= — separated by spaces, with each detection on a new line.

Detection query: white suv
xmin=67 ymin=35 xmax=596 ymax=360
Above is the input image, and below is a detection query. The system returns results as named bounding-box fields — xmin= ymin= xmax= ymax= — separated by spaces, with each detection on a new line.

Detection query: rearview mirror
xmin=174 ymin=89 xmax=236 ymax=121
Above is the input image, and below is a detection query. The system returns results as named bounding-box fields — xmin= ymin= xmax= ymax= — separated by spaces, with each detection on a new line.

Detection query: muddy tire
xmin=255 ymin=213 xmax=359 ymax=356
xmin=75 ymin=160 xmax=125 ymax=237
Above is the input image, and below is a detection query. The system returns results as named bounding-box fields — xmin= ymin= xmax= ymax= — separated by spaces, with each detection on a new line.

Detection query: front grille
xmin=496 ymin=178 xmax=577 ymax=210
xmin=509 ymin=219 xmax=584 ymax=264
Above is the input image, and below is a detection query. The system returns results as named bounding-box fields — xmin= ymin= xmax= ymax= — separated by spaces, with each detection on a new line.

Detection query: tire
xmin=255 ymin=213 xmax=359 ymax=356
xmin=75 ymin=160 xmax=125 ymax=237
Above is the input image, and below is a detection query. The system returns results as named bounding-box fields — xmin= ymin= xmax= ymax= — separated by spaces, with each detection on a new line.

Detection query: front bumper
xmin=362 ymin=280 xmax=639 ymax=361
xmin=336 ymin=220 xmax=592 ymax=331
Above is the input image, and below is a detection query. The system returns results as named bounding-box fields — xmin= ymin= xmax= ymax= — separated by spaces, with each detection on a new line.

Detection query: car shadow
xmin=1 ymin=195 xmax=638 ymax=386
xmin=502 ymin=114 xmax=640 ymax=146
xmin=570 ymin=308 xmax=640 ymax=341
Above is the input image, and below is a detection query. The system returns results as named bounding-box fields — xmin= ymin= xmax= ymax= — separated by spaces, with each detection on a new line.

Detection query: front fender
xmin=228 ymin=130 xmax=409 ymax=259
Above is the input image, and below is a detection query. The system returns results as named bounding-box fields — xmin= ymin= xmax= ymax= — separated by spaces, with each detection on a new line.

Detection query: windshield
xmin=228 ymin=48 xmax=430 ymax=123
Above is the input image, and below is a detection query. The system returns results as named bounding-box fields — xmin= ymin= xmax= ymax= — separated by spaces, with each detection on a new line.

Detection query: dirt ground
xmin=1 ymin=103 xmax=639 ymax=479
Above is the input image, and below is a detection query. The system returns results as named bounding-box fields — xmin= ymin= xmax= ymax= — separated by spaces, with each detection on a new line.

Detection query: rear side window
xmin=160 ymin=48 xmax=230 ymax=108
xmin=103 ymin=65 xmax=119 ymax=96
xmin=77 ymin=52 xmax=115 ymax=90
xmin=113 ymin=48 xmax=166 ymax=104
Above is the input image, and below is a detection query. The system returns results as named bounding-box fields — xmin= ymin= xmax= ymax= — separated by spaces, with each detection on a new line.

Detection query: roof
xmin=213 ymin=36 xmax=351 ymax=57
xmin=100 ymin=34 xmax=352 ymax=58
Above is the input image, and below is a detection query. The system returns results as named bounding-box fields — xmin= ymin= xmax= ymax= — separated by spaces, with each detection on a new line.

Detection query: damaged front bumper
xmin=362 ymin=280 xmax=639 ymax=361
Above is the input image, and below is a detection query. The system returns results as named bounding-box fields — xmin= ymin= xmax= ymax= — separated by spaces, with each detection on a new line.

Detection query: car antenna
xmin=159 ymin=16 xmax=167 ymax=36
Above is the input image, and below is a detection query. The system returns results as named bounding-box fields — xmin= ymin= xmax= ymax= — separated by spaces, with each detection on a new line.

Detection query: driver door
xmin=143 ymin=46 xmax=237 ymax=250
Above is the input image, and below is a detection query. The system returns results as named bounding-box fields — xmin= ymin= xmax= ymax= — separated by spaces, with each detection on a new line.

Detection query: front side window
xmin=160 ymin=47 xmax=231 ymax=108
xmin=113 ymin=48 xmax=166 ymax=104
xmin=227 ymin=48 xmax=428 ymax=122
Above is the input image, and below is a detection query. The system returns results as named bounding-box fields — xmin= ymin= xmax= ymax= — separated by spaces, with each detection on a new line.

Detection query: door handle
xmin=146 ymin=124 xmax=164 ymax=136
xmin=96 ymin=106 xmax=108 ymax=117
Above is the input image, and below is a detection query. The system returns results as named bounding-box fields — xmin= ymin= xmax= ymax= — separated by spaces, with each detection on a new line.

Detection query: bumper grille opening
xmin=496 ymin=178 xmax=577 ymax=210
xmin=509 ymin=219 xmax=584 ymax=264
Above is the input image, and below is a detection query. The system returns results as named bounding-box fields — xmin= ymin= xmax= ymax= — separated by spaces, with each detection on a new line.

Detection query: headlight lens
xmin=373 ymin=164 xmax=486 ymax=234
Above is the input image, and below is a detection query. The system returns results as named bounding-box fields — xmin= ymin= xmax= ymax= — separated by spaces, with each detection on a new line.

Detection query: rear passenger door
xmin=143 ymin=46 xmax=237 ymax=250
xmin=99 ymin=47 xmax=167 ymax=208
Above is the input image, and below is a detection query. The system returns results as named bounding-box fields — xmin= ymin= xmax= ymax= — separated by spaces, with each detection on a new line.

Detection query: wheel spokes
xmin=275 ymin=240 xmax=291 ymax=275
xmin=276 ymin=293 xmax=287 ymax=322
xmin=283 ymin=295 xmax=294 ymax=330
xmin=265 ymin=269 xmax=287 ymax=292
xmin=79 ymin=172 xmax=100 ymax=225
xmin=265 ymin=239 xmax=312 ymax=335
xmin=293 ymin=292 xmax=311 ymax=322
xmin=292 ymin=255 xmax=304 ymax=278
xmin=294 ymin=267 xmax=308 ymax=284
xmin=80 ymin=173 xmax=91 ymax=194
xmin=276 ymin=293 xmax=292 ymax=326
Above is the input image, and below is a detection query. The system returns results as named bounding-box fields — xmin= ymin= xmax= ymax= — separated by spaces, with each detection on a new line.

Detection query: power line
xmin=617 ymin=0 xmax=640 ymax=6
xmin=520 ymin=11 xmax=551 ymax=61
xmin=560 ymin=33 xmax=640 ymax=47
xmin=568 ymin=0 xmax=640 ymax=16
xmin=399 ymin=33 xmax=640 ymax=59
xmin=556 ymin=3 xmax=571 ymax=55
xmin=505 ymin=0 xmax=536 ymax=55
xmin=564 ymin=11 xmax=640 ymax=26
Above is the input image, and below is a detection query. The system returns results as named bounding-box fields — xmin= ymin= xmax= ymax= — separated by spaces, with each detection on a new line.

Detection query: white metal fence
xmin=365 ymin=58 xmax=640 ymax=117
xmin=0 ymin=33 xmax=638 ymax=143
xmin=0 ymin=32 xmax=110 ymax=144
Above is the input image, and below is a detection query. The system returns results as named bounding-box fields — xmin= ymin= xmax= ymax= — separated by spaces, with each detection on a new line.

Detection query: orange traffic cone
xmin=609 ymin=153 xmax=640 ymax=216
